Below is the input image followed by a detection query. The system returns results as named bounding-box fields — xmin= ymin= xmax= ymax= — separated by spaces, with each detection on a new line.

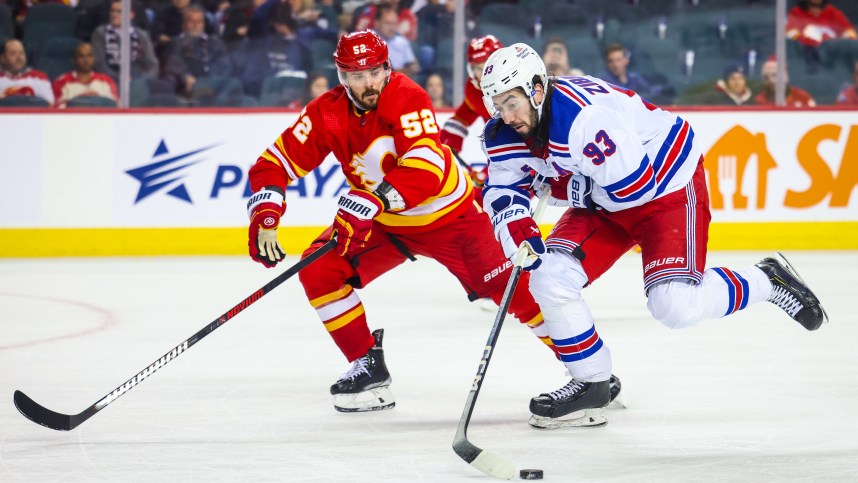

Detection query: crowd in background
xmin=1 ymin=0 xmax=857 ymax=108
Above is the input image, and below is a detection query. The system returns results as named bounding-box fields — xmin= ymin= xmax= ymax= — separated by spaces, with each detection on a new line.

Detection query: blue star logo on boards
xmin=125 ymin=139 xmax=218 ymax=204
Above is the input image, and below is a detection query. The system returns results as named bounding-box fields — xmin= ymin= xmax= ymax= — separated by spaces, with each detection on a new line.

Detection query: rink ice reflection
xmin=1 ymin=252 xmax=856 ymax=482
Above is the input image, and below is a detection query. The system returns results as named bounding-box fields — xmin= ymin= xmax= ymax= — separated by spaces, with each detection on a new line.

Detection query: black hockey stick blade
xmin=13 ymin=239 xmax=335 ymax=431
xmin=13 ymin=390 xmax=90 ymax=431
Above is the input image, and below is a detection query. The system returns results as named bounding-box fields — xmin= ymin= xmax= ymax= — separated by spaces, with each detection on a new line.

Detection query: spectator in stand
xmin=152 ymin=0 xmax=213 ymax=57
xmin=413 ymin=0 xmax=454 ymax=72
xmin=242 ymin=3 xmax=312 ymax=96
xmin=836 ymin=60 xmax=858 ymax=104
xmin=163 ymin=5 xmax=232 ymax=96
xmin=424 ymin=72 xmax=447 ymax=108
xmin=599 ymin=43 xmax=654 ymax=94
xmin=755 ymin=59 xmax=817 ymax=107
xmin=289 ymin=0 xmax=340 ymax=43
xmin=53 ymin=42 xmax=119 ymax=108
xmin=92 ymin=0 xmax=160 ymax=80
xmin=353 ymin=0 xmax=417 ymax=41
xmin=373 ymin=4 xmax=417 ymax=77
xmin=0 ymin=39 xmax=53 ymax=104
xmin=709 ymin=63 xmax=754 ymax=106
xmin=286 ymin=70 xmax=329 ymax=107
xmin=787 ymin=0 xmax=857 ymax=47
xmin=542 ymin=36 xmax=584 ymax=77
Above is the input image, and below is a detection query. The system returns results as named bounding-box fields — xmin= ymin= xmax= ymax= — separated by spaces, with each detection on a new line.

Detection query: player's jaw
xmin=494 ymin=91 xmax=538 ymax=137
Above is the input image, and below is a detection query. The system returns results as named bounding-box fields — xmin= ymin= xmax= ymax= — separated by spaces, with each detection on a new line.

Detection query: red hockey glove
xmin=469 ymin=165 xmax=488 ymax=189
xmin=490 ymin=193 xmax=545 ymax=271
xmin=440 ymin=120 xmax=466 ymax=153
xmin=333 ymin=189 xmax=384 ymax=257
xmin=247 ymin=188 xmax=286 ymax=268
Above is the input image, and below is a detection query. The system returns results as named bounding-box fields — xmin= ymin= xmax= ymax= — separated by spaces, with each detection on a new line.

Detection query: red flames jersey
xmin=453 ymin=79 xmax=491 ymax=126
xmin=249 ymin=72 xmax=473 ymax=234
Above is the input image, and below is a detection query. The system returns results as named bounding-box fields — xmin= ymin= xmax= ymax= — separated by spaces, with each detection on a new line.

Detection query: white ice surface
xmin=1 ymin=251 xmax=856 ymax=482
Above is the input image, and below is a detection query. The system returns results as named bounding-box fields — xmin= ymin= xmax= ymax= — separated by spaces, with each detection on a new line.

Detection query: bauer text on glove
xmin=490 ymin=193 xmax=546 ymax=271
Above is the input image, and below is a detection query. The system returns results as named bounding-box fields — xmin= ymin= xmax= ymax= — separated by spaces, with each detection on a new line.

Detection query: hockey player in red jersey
xmin=440 ymin=35 xmax=504 ymax=194
xmin=246 ymin=31 xmax=553 ymax=413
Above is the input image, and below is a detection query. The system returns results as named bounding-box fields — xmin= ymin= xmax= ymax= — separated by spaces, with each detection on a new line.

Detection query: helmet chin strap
xmin=530 ymin=89 xmax=545 ymax=121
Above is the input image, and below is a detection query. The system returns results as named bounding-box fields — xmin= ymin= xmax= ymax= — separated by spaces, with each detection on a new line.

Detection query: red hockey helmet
xmin=334 ymin=30 xmax=390 ymax=72
xmin=467 ymin=35 xmax=504 ymax=65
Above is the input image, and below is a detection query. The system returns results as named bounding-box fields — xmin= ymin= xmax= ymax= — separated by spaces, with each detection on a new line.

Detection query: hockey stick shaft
xmin=453 ymin=189 xmax=550 ymax=479
xmin=14 ymin=240 xmax=336 ymax=431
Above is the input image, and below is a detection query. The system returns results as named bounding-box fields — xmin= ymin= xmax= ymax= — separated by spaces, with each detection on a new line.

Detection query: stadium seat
xmin=729 ymin=4 xmax=776 ymax=58
xmin=23 ymin=4 xmax=78 ymax=60
xmin=143 ymin=94 xmax=182 ymax=107
xmin=0 ymin=95 xmax=51 ymax=108
xmin=66 ymin=95 xmax=118 ymax=108
xmin=477 ymin=22 xmax=529 ymax=48
xmin=819 ymin=38 xmax=858 ymax=72
xmin=565 ymin=35 xmax=603 ymax=75
xmin=129 ymin=78 xmax=176 ymax=107
xmin=190 ymin=76 xmax=245 ymax=107
xmin=480 ymin=3 xmax=531 ymax=30
xmin=259 ymin=74 xmax=306 ymax=106
xmin=0 ymin=4 xmax=13 ymax=43
xmin=632 ymin=36 xmax=684 ymax=80
xmin=311 ymin=38 xmax=337 ymax=70
xmin=35 ymin=36 xmax=81 ymax=81
xmin=434 ymin=37 xmax=456 ymax=73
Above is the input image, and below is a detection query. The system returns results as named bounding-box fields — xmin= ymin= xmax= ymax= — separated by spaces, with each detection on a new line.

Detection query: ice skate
xmin=606 ymin=374 xmax=626 ymax=409
xmin=756 ymin=252 xmax=828 ymax=331
xmin=528 ymin=379 xmax=610 ymax=429
xmin=331 ymin=329 xmax=395 ymax=412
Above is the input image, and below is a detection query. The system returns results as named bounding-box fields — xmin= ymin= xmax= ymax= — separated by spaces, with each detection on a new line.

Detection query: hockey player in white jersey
xmin=479 ymin=43 xmax=829 ymax=429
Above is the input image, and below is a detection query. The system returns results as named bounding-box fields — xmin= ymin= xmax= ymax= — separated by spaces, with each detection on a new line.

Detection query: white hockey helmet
xmin=479 ymin=43 xmax=548 ymax=117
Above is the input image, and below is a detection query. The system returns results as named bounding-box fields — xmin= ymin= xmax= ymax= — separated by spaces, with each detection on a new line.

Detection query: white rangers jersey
xmin=483 ymin=75 xmax=701 ymax=213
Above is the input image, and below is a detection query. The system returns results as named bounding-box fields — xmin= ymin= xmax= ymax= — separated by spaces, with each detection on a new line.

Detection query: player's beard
xmin=524 ymin=108 xmax=539 ymax=138
xmin=361 ymin=88 xmax=381 ymax=109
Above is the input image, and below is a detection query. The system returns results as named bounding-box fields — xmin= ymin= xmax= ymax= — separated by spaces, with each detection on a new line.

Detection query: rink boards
xmin=0 ymin=108 xmax=856 ymax=256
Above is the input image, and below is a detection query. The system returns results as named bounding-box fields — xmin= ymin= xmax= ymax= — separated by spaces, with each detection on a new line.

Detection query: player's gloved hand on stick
xmin=469 ymin=165 xmax=488 ymax=189
xmin=550 ymin=173 xmax=596 ymax=210
xmin=490 ymin=193 xmax=545 ymax=271
xmin=440 ymin=122 xmax=466 ymax=153
xmin=333 ymin=189 xmax=384 ymax=257
xmin=247 ymin=187 xmax=286 ymax=268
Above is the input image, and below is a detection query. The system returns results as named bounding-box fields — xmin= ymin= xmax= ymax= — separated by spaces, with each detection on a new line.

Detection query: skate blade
xmin=776 ymin=252 xmax=829 ymax=325
xmin=606 ymin=393 xmax=627 ymax=410
xmin=528 ymin=408 xmax=607 ymax=429
xmin=333 ymin=386 xmax=396 ymax=413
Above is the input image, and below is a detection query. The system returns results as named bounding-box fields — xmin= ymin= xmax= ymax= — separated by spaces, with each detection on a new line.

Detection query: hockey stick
xmin=453 ymin=188 xmax=551 ymax=480
xmin=13 ymin=239 xmax=336 ymax=431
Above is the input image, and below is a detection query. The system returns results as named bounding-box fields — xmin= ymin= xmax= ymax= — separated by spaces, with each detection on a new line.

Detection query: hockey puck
xmin=520 ymin=468 xmax=543 ymax=480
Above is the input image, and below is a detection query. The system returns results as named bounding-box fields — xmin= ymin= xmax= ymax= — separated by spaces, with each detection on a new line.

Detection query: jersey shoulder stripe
xmin=652 ymin=117 xmax=696 ymax=197
xmin=602 ymin=154 xmax=656 ymax=203
xmin=484 ymin=120 xmax=531 ymax=162
xmin=547 ymin=79 xmax=589 ymax=158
